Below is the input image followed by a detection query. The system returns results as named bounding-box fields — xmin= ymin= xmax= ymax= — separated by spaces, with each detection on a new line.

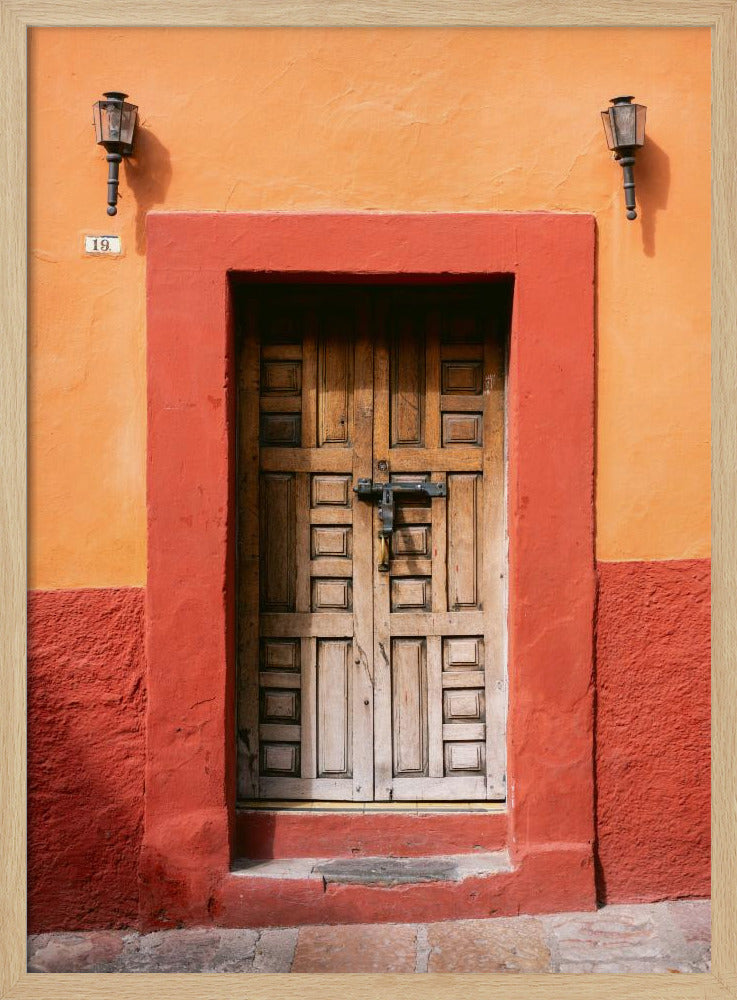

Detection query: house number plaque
xmin=84 ymin=235 xmax=121 ymax=254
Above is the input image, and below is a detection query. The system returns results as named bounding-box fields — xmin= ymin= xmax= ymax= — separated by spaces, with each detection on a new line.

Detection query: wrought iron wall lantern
xmin=92 ymin=92 xmax=138 ymax=216
xmin=601 ymin=95 xmax=646 ymax=220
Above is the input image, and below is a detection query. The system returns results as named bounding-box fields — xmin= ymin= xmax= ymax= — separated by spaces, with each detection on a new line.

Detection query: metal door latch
xmin=354 ymin=478 xmax=447 ymax=572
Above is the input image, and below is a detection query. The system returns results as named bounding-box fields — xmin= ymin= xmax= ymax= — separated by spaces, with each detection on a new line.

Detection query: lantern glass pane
xmin=105 ymin=100 xmax=123 ymax=142
xmin=601 ymin=110 xmax=615 ymax=150
xmin=119 ymin=103 xmax=138 ymax=150
xmin=92 ymin=102 xmax=103 ymax=143
xmin=634 ymin=104 xmax=646 ymax=146
xmin=612 ymin=103 xmax=636 ymax=148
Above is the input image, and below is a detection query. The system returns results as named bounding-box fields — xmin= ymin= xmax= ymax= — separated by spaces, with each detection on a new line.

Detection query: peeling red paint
xmin=595 ymin=559 xmax=711 ymax=903
xmin=27 ymin=588 xmax=146 ymax=933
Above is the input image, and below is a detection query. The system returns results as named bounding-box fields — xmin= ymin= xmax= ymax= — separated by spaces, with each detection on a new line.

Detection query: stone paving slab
xmin=541 ymin=902 xmax=709 ymax=974
xmin=253 ymin=928 xmax=299 ymax=973
xmin=27 ymin=899 xmax=710 ymax=974
xmin=426 ymin=916 xmax=551 ymax=973
xmin=292 ymin=923 xmax=417 ymax=973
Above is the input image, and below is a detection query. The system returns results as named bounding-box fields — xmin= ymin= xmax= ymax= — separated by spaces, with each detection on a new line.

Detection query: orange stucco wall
xmin=28 ymin=27 xmax=710 ymax=589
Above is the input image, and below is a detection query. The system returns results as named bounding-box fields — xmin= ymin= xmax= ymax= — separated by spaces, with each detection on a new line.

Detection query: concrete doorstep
xmin=27 ymin=899 xmax=710 ymax=975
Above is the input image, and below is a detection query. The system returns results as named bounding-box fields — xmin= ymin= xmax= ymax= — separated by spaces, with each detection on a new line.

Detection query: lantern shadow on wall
xmin=123 ymin=126 xmax=172 ymax=255
xmin=634 ymin=136 xmax=670 ymax=259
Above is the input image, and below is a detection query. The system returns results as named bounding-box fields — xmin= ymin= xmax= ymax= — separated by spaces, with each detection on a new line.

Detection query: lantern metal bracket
xmin=613 ymin=153 xmax=637 ymax=220
xmin=105 ymin=152 xmax=123 ymax=217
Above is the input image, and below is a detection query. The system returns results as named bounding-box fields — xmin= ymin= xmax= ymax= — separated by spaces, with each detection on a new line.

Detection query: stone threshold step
xmin=231 ymin=850 xmax=512 ymax=886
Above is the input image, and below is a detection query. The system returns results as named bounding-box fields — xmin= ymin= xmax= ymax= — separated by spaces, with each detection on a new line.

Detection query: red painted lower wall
xmin=594 ymin=559 xmax=711 ymax=902
xmin=26 ymin=560 xmax=710 ymax=930
xmin=27 ymin=588 xmax=146 ymax=933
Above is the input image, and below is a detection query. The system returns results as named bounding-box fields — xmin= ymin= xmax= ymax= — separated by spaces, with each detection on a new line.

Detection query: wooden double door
xmin=237 ymin=284 xmax=507 ymax=802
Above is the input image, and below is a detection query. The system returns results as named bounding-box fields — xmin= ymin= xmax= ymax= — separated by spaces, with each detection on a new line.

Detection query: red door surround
xmin=144 ymin=212 xmax=596 ymax=927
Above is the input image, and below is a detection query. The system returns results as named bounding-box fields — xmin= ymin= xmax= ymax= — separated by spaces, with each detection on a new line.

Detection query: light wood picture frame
xmin=1 ymin=2 xmax=733 ymax=998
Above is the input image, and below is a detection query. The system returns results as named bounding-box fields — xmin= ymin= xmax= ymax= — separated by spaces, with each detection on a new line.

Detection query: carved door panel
xmin=237 ymin=285 xmax=506 ymax=802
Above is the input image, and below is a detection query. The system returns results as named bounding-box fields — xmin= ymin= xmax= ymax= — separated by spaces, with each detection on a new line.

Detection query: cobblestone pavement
xmin=28 ymin=899 xmax=710 ymax=974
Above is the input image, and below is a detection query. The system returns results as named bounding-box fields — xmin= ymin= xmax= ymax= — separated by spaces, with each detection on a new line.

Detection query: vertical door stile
xmin=372 ymin=301 xmax=393 ymax=800
xmin=295 ymin=465 xmax=315 ymax=782
xmin=295 ymin=474 xmax=311 ymax=615
xmin=351 ymin=295 xmax=375 ymax=801
xmin=483 ymin=323 xmax=507 ymax=798
xmin=236 ymin=301 xmax=262 ymax=800
xmin=300 ymin=636 xmax=317 ymax=781
xmin=426 ymin=310 xmax=445 ymax=780
xmin=425 ymin=309 xmax=441 ymax=450
xmin=299 ymin=313 xmax=318 ymax=786
xmin=301 ymin=313 xmax=318 ymax=452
